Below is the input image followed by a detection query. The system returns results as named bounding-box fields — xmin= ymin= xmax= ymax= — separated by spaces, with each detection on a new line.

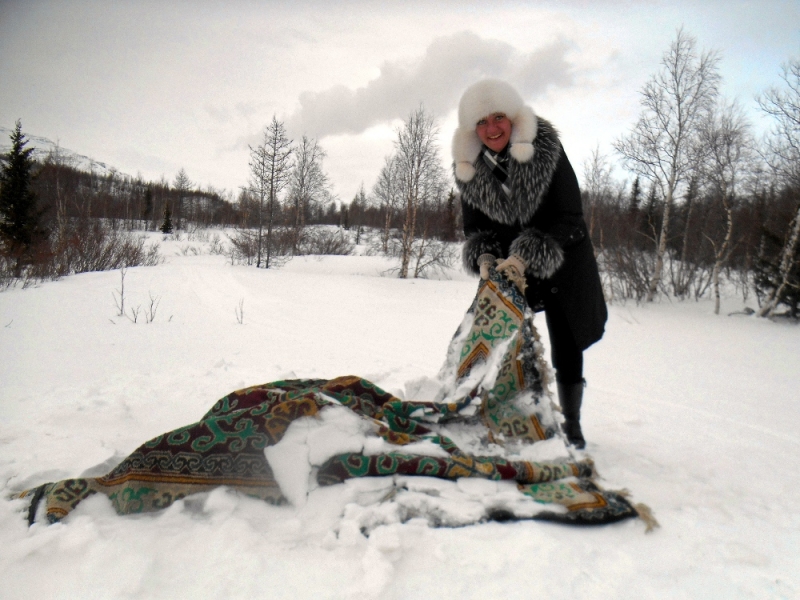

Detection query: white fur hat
xmin=452 ymin=79 xmax=537 ymax=182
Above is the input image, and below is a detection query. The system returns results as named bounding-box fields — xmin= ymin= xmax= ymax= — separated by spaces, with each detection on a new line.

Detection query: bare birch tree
xmin=758 ymin=58 xmax=800 ymax=186
xmin=411 ymin=182 xmax=455 ymax=277
xmin=249 ymin=117 xmax=293 ymax=268
xmin=288 ymin=136 xmax=329 ymax=255
xmin=614 ymin=28 xmax=721 ymax=301
xmin=756 ymin=57 xmax=800 ymax=317
xmin=372 ymin=155 xmax=402 ymax=254
xmin=757 ymin=207 xmax=800 ymax=317
xmin=582 ymin=145 xmax=615 ymax=244
xmin=393 ymin=106 xmax=447 ymax=279
xmin=669 ymin=175 xmax=702 ymax=298
xmin=44 ymin=142 xmax=77 ymax=237
xmin=700 ymin=101 xmax=753 ymax=314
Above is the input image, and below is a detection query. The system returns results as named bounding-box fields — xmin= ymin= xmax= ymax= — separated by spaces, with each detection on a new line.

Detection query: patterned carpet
xmin=19 ymin=268 xmax=645 ymax=528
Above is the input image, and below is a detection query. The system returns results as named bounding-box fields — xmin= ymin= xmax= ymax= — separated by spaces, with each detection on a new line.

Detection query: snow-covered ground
xmin=1 ymin=232 xmax=798 ymax=599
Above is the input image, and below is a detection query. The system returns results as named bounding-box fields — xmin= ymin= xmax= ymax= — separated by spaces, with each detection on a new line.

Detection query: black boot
xmin=558 ymin=381 xmax=586 ymax=449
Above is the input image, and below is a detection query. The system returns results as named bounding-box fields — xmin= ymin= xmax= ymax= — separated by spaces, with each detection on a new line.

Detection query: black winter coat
xmin=457 ymin=118 xmax=607 ymax=351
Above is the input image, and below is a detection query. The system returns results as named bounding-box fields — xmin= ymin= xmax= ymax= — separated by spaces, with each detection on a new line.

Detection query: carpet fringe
xmin=634 ymin=502 xmax=659 ymax=533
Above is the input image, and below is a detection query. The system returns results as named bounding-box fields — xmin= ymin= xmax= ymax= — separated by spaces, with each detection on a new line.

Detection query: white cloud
xmin=2 ymin=0 xmax=797 ymax=198
xmin=288 ymin=31 xmax=576 ymax=139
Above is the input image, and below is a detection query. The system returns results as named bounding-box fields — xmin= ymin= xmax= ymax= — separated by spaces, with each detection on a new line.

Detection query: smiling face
xmin=475 ymin=112 xmax=512 ymax=153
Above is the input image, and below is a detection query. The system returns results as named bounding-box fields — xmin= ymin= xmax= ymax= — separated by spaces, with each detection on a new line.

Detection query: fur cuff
xmin=463 ymin=231 xmax=502 ymax=275
xmin=509 ymin=229 xmax=565 ymax=278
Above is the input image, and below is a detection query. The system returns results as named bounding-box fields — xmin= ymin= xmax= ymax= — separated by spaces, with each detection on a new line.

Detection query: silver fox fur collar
xmin=456 ymin=117 xmax=561 ymax=226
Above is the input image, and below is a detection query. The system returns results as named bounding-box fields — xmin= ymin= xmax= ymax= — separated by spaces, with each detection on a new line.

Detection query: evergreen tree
xmin=142 ymin=187 xmax=154 ymax=226
xmin=160 ymin=201 xmax=173 ymax=234
xmin=755 ymin=204 xmax=800 ymax=318
xmin=754 ymin=214 xmax=800 ymax=319
xmin=442 ymin=188 xmax=458 ymax=242
xmin=643 ymin=184 xmax=660 ymax=231
xmin=173 ymin=169 xmax=192 ymax=230
xmin=628 ymin=176 xmax=642 ymax=213
xmin=0 ymin=120 xmax=47 ymax=275
xmin=351 ymin=183 xmax=367 ymax=244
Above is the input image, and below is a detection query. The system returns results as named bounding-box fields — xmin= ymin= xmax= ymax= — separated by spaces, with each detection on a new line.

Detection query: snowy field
xmin=1 ymin=232 xmax=798 ymax=600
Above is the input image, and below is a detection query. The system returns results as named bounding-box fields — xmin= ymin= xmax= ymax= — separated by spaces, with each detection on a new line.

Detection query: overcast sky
xmin=1 ymin=0 xmax=798 ymax=202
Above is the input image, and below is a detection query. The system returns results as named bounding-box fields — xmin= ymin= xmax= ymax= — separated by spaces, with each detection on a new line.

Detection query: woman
xmin=452 ymin=79 xmax=607 ymax=449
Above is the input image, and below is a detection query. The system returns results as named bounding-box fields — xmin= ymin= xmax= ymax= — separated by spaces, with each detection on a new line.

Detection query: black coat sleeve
xmin=461 ymin=199 xmax=503 ymax=275
xmin=538 ymin=148 xmax=587 ymax=249
xmin=509 ymin=147 xmax=587 ymax=278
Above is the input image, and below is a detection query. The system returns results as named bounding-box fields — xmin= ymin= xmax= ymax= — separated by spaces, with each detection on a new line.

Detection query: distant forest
xmin=1 ymin=31 xmax=799 ymax=317
xmin=25 ymin=148 xmax=414 ymax=233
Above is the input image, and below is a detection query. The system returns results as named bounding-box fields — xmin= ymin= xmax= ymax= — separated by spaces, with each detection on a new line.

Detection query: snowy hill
xmin=0 ymin=125 xmax=116 ymax=178
xmin=0 ymin=234 xmax=798 ymax=599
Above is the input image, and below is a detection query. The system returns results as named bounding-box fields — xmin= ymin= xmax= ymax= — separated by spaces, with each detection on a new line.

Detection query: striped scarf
xmin=482 ymin=146 xmax=512 ymax=200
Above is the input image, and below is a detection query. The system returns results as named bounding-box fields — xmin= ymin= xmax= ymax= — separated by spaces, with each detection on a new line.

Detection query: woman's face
xmin=476 ymin=113 xmax=512 ymax=153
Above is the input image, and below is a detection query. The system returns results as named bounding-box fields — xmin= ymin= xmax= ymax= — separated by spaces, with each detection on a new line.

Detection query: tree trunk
xmin=413 ymin=222 xmax=429 ymax=278
xmin=399 ymin=191 xmax=418 ymax=279
xmin=713 ymin=194 xmax=734 ymax=315
xmin=256 ymin=189 xmax=264 ymax=268
xmin=758 ymin=203 xmax=800 ymax=317
xmin=266 ymin=187 xmax=275 ymax=269
xmin=647 ymin=176 xmax=676 ymax=302
xmin=382 ymin=207 xmax=391 ymax=253
xmin=676 ymin=188 xmax=696 ymax=298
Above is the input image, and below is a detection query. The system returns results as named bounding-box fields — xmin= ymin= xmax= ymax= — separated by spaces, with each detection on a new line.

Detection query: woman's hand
xmin=496 ymin=254 xmax=528 ymax=293
xmin=477 ymin=253 xmax=496 ymax=280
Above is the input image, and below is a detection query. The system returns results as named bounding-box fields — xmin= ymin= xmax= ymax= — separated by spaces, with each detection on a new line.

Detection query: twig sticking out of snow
xmin=112 ymin=267 xmax=126 ymax=317
xmin=235 ymin=298 xmax=244 ymax=324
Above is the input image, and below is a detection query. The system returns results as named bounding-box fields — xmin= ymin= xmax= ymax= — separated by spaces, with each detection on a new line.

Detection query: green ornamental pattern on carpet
xmin=18 ymin=267 xmax=642 ymax=527
xmin=453 ymin=271 xmax=554 ymax=443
